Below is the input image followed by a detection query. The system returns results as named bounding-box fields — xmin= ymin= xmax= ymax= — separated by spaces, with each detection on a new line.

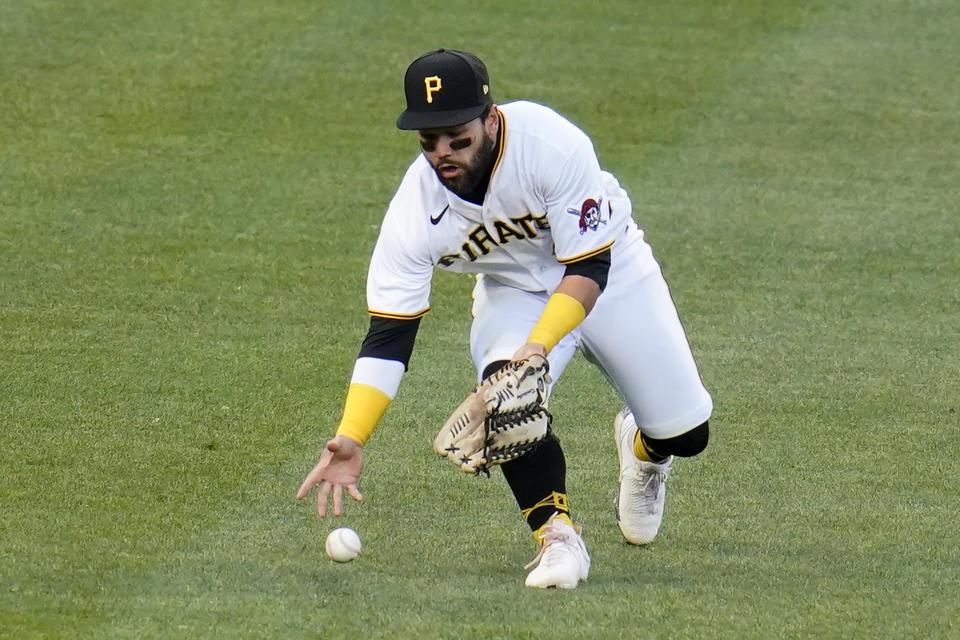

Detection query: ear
xmin=485 ymin=105 xmax=499 ymax=135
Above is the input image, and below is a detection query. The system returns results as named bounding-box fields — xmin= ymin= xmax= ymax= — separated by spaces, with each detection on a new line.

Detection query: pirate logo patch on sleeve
xmin=567 ymin=197 xmax=608 ymax=234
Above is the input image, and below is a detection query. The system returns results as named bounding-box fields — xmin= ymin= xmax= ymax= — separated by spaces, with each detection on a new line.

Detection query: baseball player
xmin=297 ymin=49 xmax=713 ymax=589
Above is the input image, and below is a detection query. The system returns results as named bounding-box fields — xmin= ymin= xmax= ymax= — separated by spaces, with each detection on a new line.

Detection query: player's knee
xmin=643 ymin=420 xmax=709 ymax=458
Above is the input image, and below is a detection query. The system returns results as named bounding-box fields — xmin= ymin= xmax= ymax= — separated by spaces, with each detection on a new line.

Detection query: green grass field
xmin=2 ymin=0 xmax=958 ymax=638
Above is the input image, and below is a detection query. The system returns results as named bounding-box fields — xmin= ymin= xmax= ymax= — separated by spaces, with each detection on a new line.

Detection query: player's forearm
xmin=553 ymin=274 xmax=601 ymax=315
xmin=525 ymin=275 xmax=601 ymax=354
xmin=334 ymin=357 xmax=405 ymax=445
xmin=336 ymin=315 xmax=422 ymax=444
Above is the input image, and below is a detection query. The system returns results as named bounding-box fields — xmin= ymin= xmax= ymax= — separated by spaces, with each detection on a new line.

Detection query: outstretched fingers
xmin=345 ymin=483 xmax=363 ymax=504
xmin=296 ymin=436 xmax=364 ymax=517
xmin=317 ymin=481 xmax=332 ymax=518
xmin=319 ymin=482 xmax=362 ymax=517
xmin=332 ymin=484 xmax=343 ymax=516
xmin=296 ymin=472 xmax=318 ymax=500
xmin=296 ymin=457 xmax=329 ymax=500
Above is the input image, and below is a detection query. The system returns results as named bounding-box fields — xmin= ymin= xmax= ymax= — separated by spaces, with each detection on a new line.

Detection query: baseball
xmin=325 ymin=527 xmax=362 ymax=562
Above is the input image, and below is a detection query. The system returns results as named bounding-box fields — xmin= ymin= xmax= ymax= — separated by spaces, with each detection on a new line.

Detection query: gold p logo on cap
xmin=424 ymin=76 xmax=442 ymax=103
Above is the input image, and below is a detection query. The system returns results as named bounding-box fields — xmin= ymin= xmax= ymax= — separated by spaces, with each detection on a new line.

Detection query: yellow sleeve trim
xmin=368 ymin=307 xmax=430 ymax=320
xmin=527 ymin=292 xmax=587 ymax=354
xmin=335 ymin=383 xmax=392 ymax=446
xmin=557 ymin=239 xmax=615 ymax=265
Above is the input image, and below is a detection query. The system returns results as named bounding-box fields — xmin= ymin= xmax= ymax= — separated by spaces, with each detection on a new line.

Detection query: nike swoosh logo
xmin=430 ymin=205 xmax=449 ymax=225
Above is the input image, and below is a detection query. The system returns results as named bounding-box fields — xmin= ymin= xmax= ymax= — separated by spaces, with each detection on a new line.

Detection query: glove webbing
xmin=486 ymin=408 xmax=548 ymax=433
xmin=476 ymin=409 xmax=552 ymax=475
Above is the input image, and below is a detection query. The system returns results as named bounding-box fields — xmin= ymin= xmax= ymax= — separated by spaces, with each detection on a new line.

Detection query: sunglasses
xmin=419 ymin=135 xmax=473 ymax=153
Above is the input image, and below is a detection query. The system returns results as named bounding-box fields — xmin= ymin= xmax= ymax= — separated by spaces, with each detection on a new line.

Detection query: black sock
xmin=483 ymin=359 xmax=570 ymax=532
xmin=500 ymin=433 xmax=568 ymax=531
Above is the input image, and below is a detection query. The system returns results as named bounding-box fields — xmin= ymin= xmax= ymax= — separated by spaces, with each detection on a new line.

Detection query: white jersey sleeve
xmin=542 ymin=136 xmax=620 ymax=263
xmin=502 ymin=102 xmax=622 ymax=265
xmin=366 ymin=161 xmax=436 ymax=319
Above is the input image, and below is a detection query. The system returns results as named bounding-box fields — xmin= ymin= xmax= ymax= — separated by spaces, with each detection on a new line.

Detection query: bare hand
xmin=512 ymin=341 xmax=547 ymax=361
xmin=296 ymin=435 xmax=364 ymax=517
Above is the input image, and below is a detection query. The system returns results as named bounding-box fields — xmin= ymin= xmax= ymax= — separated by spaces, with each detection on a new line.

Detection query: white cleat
xmin=524 ymin=513 xmax=590 ymax=589
xmin=614 ymin=409 xmax=673 ymax=545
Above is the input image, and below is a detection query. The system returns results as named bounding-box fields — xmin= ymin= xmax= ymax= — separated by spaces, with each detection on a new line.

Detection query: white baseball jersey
xmin=366 ymin=100 xmax=646 ymax=320
xmin=361 ymin=100 xmax=712 ymax=437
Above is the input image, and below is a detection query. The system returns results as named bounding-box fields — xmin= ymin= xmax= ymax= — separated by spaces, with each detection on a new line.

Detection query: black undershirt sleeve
xmin=357 ymin=316 xmax=421 ymax=369
xmin=562 ymin=248 xmax=611 ymax=291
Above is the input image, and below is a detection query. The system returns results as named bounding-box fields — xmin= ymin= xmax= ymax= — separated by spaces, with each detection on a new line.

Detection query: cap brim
xmin=396 ymin=104 xmax=488 ymax=130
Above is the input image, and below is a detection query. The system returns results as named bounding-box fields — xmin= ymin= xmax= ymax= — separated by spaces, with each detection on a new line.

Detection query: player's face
xmin=418 ymin=108 xmax=499 ymax=197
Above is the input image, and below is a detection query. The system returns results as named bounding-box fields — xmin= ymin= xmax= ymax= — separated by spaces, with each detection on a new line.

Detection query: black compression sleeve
xmin=563 ymin=248 xmax=611 ymax=291
xmin=357 ymin=316 xmax=421 ymax=369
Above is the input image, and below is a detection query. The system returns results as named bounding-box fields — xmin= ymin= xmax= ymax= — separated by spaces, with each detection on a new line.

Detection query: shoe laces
xmin=625 ymin=460 xmax=671 ymax=500
xmin=524 ymin=516 xmax=579 ymax=570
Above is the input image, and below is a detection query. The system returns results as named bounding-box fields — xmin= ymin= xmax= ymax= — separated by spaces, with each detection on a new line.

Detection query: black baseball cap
xmin=396 ymin=49 xmax=493 ymax=130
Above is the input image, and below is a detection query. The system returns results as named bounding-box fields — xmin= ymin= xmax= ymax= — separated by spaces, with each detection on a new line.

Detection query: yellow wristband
xmin=527 ymin=292 xmax=587 ymax=354
xmin=335 ymin=383 xmax=392 ymax=446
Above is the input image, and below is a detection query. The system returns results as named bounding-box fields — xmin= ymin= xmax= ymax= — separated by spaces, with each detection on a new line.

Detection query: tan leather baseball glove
xmin=434 ymin=355 xmax=552 ymax=475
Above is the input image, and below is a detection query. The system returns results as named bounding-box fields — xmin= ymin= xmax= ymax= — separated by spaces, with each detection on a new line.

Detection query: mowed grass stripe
xmin=634 ymin=0 xmax=959 ymax=637
xmin=2 ymin=0 xmax=957 ymax=638
xmin=1 ymin=2 xmax=804 ymax=636
xmin=0 ymin=2 xmax=359 ymax=636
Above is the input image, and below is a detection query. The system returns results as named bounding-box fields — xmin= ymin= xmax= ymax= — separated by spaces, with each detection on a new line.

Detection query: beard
xmin=433 ymin=131 xmax=498 ymax=198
